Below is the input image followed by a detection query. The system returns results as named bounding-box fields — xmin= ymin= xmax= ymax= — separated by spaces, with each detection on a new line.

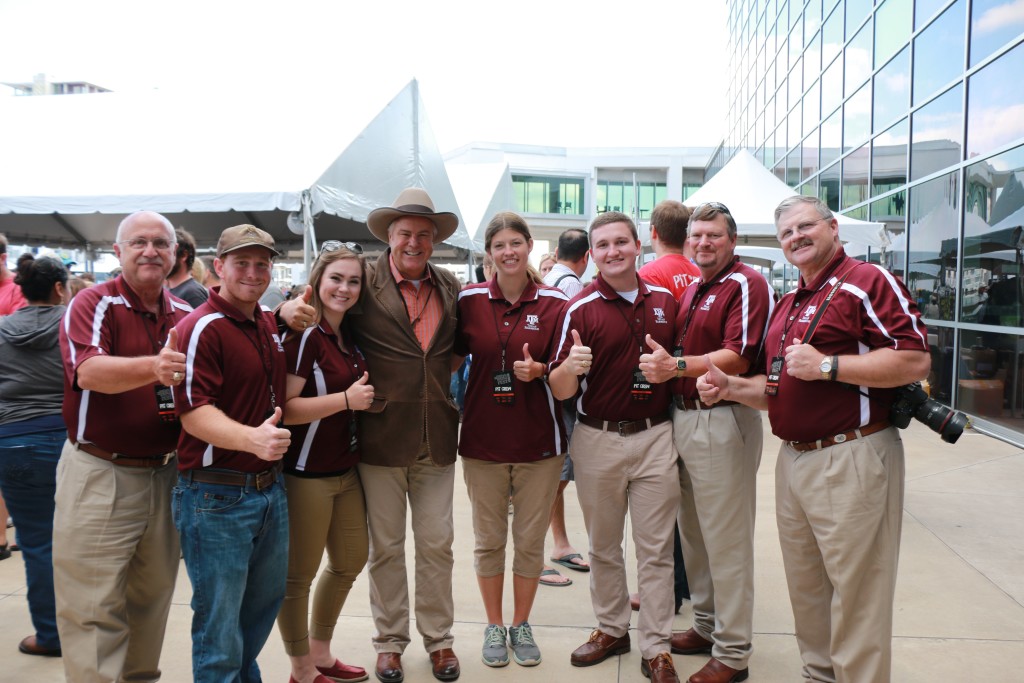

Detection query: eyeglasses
xmin=695 ymin=201 xmax=732 ymax=215
xmin=118 ymin=237 xmax=175 ymax=251
xmin=319 ymin=240 xmax=363 ymax=257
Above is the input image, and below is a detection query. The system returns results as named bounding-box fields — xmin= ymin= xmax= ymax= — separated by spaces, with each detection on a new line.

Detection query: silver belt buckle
xmin=833 ymin=433 xmax=848 ymax=444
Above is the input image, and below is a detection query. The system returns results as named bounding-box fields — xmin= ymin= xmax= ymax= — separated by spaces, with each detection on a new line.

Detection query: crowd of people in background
xmin=0 ymin=188 xmax=931 ymax=683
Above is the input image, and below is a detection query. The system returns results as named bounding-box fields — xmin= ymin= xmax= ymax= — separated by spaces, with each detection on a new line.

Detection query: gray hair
xmin=774 ymin=195 xmax=834 ymax=225
xmin=115 ymin=211 xmax=177 ymax=244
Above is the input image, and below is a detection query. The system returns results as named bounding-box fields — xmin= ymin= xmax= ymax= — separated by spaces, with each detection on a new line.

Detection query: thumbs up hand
xmin=344 ymin=371 xmax=375 ymax=410
xmin=513 ymin=342 xmax=545 ymax=382
xmin=696 ymin=355 xmax=729 ymax=405
xmin=565 ymin=329 xmax=593 ymax=376
xmin=249 ymin=407 xmax=291 ymax=461
xmin=280 ymin=285 xmax=317 ymax=332
xmin=156 ymin=327 xmax=187 ymax=385
xmin=639 ymin=333 xmax=678 ymax=383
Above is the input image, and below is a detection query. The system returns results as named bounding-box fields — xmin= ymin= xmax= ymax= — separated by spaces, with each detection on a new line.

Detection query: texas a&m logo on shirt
xmin=653 ymin=307 xmax=668 ymax=324
xmin=699 ymin=294 xmax=717 ymax=311
xmin=524 ymin=314 xmax=541 ymax=331
xmin=799 ymin=304 xmax=817 ymax=323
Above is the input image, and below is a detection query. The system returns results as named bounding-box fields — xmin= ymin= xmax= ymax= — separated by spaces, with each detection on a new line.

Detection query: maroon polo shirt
xmin=671 ymin=257 xmax=775 ymax=400
xmin=174 ymin=287 xmax=288 ymax=473
xmin=282 ymin=323 xmax=365 ymax=474
xmin=765 ymin=248 xmax=928 ymax=442
xmin=550 ymin=273 xmax=677 ymax=421
xmin=455 ymin=279 xmax=568 ymax=462
xmin=60 ymin=275 xmax=193 ymax=456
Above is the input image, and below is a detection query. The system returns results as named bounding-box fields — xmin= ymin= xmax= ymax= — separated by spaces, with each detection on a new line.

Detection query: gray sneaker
xmin=508 ymin=622 xmax=542 ymax=666
xmin=482 ymin=624 xmax=509 ymax=667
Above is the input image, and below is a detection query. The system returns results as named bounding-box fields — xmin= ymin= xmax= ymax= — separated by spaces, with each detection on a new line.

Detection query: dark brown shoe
xmin=687 ymin=657 xmax=749 ymax=683
xmin=18 ymin=635 xmax=61 ymax=657
xmin=670 ymin=628 xmax=713 ymax=655
xmin=570 ymin=629 xmax=631 ymax=667
xmin=428 ymin=648 xmax=460 ymax=681
xmin=642 ymin=652 xmax=681 ymax=682
xmin=374 ymin=652 xmax=403 ymax=683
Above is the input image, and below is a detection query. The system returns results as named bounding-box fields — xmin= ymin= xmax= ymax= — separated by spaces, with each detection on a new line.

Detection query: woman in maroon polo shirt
xmin=277 ymin=244 xmax=374 ymax=683
xmin=455 ymin=212 xmax=569 ymax=669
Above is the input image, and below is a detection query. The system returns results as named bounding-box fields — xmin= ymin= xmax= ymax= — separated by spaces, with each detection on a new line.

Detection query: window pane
xmin=844 ymin=82 xmax=872 ymax=152
xmin=806 ymin=0 xmax=823 ymax=36
xmin=912 ymin=0 xmax=966 ymax=106
xmin=870 ymin=191 xmax=908 ymax=275
xmin=970 ymin=0 xmax=1024 ymax=67
xmin=804 ymin=79 xmax=821 ymax=136
xmin=872 ymin=118 xmax=909 ymax=195
xmin=822 ymin=2 xmax=845 ymax=64
xmin=821 ymin=53 xmax=844 ymax=116
xmin=908 ymin=170 xmax=960 ymax=322
xmin=915 ymin=0 xmax=949 ymax=28
xmin=910 ymin=84 xmax=963 ymax=182
xmin=967 ymin=40 xmax=1024 ymax=159
xmin=845 ymin=21 xmax=874 ymax=96
xmin=846 ymin=0 xmax=872 ymax=31
xmin=787 ymin=143 xmax=803 ymax=186
xmin=512 ymin=175 xmax=585 ymax=215
xmin=804 ymin=128 xmax=821 ymax=178
xmin=957 ymin=330 xmax=1024 ymax=426
xmin=874 ymin=0 xmax=912 ymax=67
xmin=821 ymin=106 xmax=843 ymax=169
xmin=819 ymin=160 xmax=841 ymax=211
xmin=789 ymin=58 xmax=802 ymax=107
xmin=805 ymin=30 xmax=822 ymax=81
xmin=842 ymin=142 xmax=870 ymax=209
xmin=873 ymin=46 xmax=910 ymax=133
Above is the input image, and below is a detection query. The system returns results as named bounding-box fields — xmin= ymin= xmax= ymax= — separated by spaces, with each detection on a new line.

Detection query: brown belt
xmin=577 ymin=413 xmax=670 ymax=437
xmin=787 ymin=420 xmax=892 ymax=453
xmin=74 ymin=441 xmax=175 ymax=468
xmin=182 ymin=463 xmax=283 ymax=491
xmin=673 ymin=396 xmax=739 ymax=411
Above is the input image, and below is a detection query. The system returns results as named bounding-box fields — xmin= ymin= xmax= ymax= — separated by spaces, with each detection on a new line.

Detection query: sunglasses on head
xmin=695 ymin=201 xmax=732 ymax=215
xmin=319 ymin=240 xmax=363 ymax=257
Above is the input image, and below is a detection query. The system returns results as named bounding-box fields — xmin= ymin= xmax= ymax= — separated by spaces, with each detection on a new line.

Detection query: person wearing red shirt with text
xmin=697 ymin=196 xmax=930 ymax=683
xmin=638 ymin=200 xmax=701 ymax=300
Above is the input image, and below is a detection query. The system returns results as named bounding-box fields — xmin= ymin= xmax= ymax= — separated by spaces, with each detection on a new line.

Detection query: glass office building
xmin=717 ymin=0 xmax=1024 ymax=442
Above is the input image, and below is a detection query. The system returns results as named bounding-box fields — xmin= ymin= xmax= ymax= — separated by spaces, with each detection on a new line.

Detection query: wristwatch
xmin=819 ymin=355 xmax=838 ymax=381
xmin=675 ymin=356 xmax=687 ymax=378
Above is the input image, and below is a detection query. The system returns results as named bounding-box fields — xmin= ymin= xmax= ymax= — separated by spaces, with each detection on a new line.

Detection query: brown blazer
xmin=349 ymin=250 xmax=460 ymax=467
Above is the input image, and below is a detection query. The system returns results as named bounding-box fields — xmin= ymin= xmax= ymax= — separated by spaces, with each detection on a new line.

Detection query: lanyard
xmin=489 ymin=296 xmax=529 ymax=371
xmin=674 ymin=264 xmax=733 ymax=351
xmin=774 ymin=261 xmax=858 ymax=358
xmin=230 ymin=317 xmax=278 ymax=411
xmin=612 ymin=295 xmax=648 ymax=357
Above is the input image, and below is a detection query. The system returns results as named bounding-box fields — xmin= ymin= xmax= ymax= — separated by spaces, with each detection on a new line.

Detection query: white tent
xmin=687 ymin=149 xmax=889 ymax=248
xmin=445 ymin=162 xmax=514 ymax=248
xmin=0 ymin=80 xmax=474 ymax=266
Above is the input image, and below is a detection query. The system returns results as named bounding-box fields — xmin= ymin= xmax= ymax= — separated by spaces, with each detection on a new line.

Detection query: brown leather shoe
xmin=642 ymin=652 xmax=681 ymax=682
xmin=428 ymin=648 xmax=460 ymax=681
xmin=630 ymin=592 xmax=641 ymax=611
xmin=687 ymin=657 xmax=749 ymax=683
xmin=570 ymin=629 xmax=631 ymax=667
xmin=669 ymin=628 xmax=713 ymax=655
xmin=374 ymin=653 xmax=403 ymax=683
xmin=18 ymin=634 xmax=61 ymax=657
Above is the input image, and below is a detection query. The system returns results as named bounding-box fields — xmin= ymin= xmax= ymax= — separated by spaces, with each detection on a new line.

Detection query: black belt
xmin=74 ymin=441 xmax=175 ymax=468
xmin=577 ymin=413 xmax=670 ymax=436
xmin=182 ymin=463 xmax=283 ymax=490
xmin=673 ymin=396 xmax=739 ymax=411
xmin=787 ymin=421 xmax=891 ymax=452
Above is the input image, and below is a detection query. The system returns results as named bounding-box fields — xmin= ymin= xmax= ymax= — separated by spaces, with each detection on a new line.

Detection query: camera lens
xmin=915 ymin=399 xmax=968 ymax=444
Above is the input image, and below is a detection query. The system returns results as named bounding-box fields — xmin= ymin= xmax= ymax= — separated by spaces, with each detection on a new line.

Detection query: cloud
xmin=975 ymin=0 xmax=1024 ymax=34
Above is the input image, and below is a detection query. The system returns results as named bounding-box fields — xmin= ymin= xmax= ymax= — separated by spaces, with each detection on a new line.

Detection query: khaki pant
xmin=277 ymin=470 xmax=369 ymax=656
xmin=572 ymin=421 xmax=680 ymax=660
xmin=776 ymin=426 xmax=904 ymax=683
xmin=53 ymin=440 xmax=179 ymax=683
xmin=674 ymin=404 xmax=762 ymax=670
xmin=357 ymin=450 xmax=455 ymax=654
xmin=462 ymin=455 xmax=564 ymax=577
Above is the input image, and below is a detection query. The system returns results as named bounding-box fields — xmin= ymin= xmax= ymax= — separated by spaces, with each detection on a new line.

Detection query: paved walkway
xmin=1 ymin=421 xmax=1022 ymax=682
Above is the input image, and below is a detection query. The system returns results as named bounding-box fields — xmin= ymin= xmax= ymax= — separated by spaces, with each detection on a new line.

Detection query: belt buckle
xmin=833 ymin=433 xmax=848 ymax=444
xmin=160 ymin=451 xmax=174 ymax=466
xmin=616 ymin=420 xmax=631 ymax=436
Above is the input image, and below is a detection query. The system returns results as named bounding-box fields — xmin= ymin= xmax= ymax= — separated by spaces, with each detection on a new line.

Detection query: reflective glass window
xmin=821 ymin=106 xmax=843 ymax=169
xmin=823 ymin=2 xmax=845 ymax=64
xmin=790 ymin=23 xmax=802 ymax=65
xmin=956 ymin=330 xmax=1024 ymax=426
xmin=915 ymin=0 xmax=950 ymax=29
xmin=874 ymin=0 xmax=912 ymax=67
xmin=844 ymin=82 xmax=872 ymax=152
xmin=806 ymin=0 xmax=823 ymax=35
xmin=595 ymin=179 xmax=667 ymax=218
xmin=872 ymin=118 xmax=909 ymax=194
xmin=870 ymin=192 xmax=908 ymax=275
xmin=805 ymin=30 xmax=822 ymax=82
xmin=845 ymin=21 xmax=873 ymax=95
xmin=776 ymin=120 xmax=788 ymax=156
xmin=873 ymin=46 xmax=910 ymax=133
xmin=967 ymin=40 xmax=1024 ymax=160
xmin=846 ymin=0 xmax=872 ymax=32
xmin=842 ymin=142 xmax=870 ymax=208
xmin=821 ymin=53 xmax=844 ymax=116
xmin=912 ymin=0 xmax=966 ymax=106
xmin=803 ymin=129 xmax=821 ymax=178
xmin=907 ymin=170 xmax=960 ymax=322
xmin=787 ymin=143 xmax=803 ymax=186
xmin=789 ymin=58 xmax=802 ymax=107
xmin=963 ymin=144 xmax=1024 ymax=327
xmin=513 ymin=176 xmax=585 ymax=215
xmin=801 ymin=176 xmax=820 ymax=197
xmin=910 ymin=84 xmax=963 ymax=182
xmin=819 ymin=160 xmax=842 ymax=211
xmin=789 ymin=101 xmax=802 ymax=152
xmin=970 ymin=0 xmax=1024 ymax=67
xmin=804 ymin=78 xmax=821 ymax=136
xmin=765 ymin=130 xmax=777 ymax=167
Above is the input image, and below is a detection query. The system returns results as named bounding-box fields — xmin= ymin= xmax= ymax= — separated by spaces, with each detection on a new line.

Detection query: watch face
xmin=676 ymin=358 xmax=687 ymax=371
xmin=820 ymin=359 xmax=833 ymax=373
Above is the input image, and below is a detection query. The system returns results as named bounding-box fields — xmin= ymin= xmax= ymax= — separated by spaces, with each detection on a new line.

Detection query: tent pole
xmin=301 ymin=190 xmax=315 ymax=278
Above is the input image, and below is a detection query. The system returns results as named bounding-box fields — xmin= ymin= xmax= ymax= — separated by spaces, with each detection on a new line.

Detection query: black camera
xmin=889 ymin=382 xmax=969 ymax=444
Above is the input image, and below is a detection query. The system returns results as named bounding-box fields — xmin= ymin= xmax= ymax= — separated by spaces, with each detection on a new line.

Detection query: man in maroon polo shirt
xmin=698 ymin=195 xmax=930 ymax=682
xmin=548 ymin=211 xmax=681 ymax=683
xmin=55 ymin=210 xmax=191 ymax=682
xmin=172 ymin=224 xmax=291 ymax=683
xmin=640 ymin=201 xmax=775 ymax=683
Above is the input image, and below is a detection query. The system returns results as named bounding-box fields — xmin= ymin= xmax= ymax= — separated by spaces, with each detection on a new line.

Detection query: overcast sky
xmin=0 ymin=0 xmax=730 ymax=152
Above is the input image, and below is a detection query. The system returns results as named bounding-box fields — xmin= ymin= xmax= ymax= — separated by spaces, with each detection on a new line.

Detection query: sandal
xmin=538 ymin=568 xmax=572 ymax=587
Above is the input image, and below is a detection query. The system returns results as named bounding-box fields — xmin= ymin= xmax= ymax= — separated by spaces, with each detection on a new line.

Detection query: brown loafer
xmin=642 ymin=652 xmax=681 ymax=682
xmin=570 ymin=629 xmax=631 ymax=667
xmin=428 ymin=648 xmax=460 ymax=681
xmin=687 ymin=657 xmax=749 ymax=683
xmin=374 ymin=652 xmax=403 ymax=683
xmin=670 ymin=628 xmax=713 ymax=655
xmin=18 ymin=634 xmax=62 ymax=657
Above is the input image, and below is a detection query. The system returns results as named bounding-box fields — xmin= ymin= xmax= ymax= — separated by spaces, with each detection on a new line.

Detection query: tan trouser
xmin=775 ymin=426 xmax=904 ymax=683
xmin=277 ymin=469 xmax=369 ymax=655
xmin=674 ymin=404 xmax=762 ymax=670
xmin=357 ymin=449 xmax=455 ymax=654
xmin=572 ymin=421 xmax=680 ymax=660
xmin=52 ymin=440 xmax=179 ymax=683
xmin=462 ymin=455 xmax=564 ymax=577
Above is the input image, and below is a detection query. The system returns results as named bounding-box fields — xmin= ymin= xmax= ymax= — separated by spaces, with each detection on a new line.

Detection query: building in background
xmin=2 ymin=73 xmax=111 ymax=96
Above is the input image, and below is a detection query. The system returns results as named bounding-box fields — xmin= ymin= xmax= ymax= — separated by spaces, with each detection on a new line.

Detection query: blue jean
xmin=173 ymin=473 xmax=289 ymax=683
xmin=0 ymin=428 xmax=63 ymax=649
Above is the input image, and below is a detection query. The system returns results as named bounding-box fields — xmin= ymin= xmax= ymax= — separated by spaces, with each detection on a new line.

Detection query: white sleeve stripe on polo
xmin=171 ymin=300 xmax=194 ymax=313
xmin=202 ymin=443 xmax=214 ymax=468
xmin=840 ymin=282 xmax=894 ymax=343
xmin=554 ymin=292 xmax=602 ymax=356
xmin=726 ymin=273 xmax=753 ymax=357
xmin=646 ymin=284 xmax=673 ymax=296
xmin=457 ymin=287 xmax=489 ymax=301
xmin=76 ymin=390 xmax=90 ymax=443
xmin=857 ymin=340 xmax=872 ymax=424
xmin=541 ymin=381 xmax=563 ymax=456
xmin=185 ymin=312 xmax=226 ymax=406
xmin=295 ymin=326 xmax=316 ymax=374
xmin=295 ymin=361 xmax=327 ymax=471
xmin=63 ymin=297 xmax=78 ymax=366
xmin=537 ymin=289 xmax=569 ymax=300
xmin=870 ymin=264 xmax=927 ymax=348
xmin=90 ymin=295 xmax=126 ymax=349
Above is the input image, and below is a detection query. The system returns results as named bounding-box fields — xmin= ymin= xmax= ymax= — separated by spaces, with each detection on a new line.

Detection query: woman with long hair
xmin=0 ymin=254 xmax=68 ymax=657
xmin=276 ymin=242 xmax=374 ymax=683
xmin=455 ymin=212 xmax=568 ymax=668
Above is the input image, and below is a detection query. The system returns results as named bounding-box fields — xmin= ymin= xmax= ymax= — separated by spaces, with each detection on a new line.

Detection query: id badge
xmin=673 ymin=347 xmax=684 ymax=358
xmin=155 ymin=384 xmax=177 ymax=423
xmin=765 ymin=356 xmax=783 ymax=396
xmin=631 ymin=367 xmax=652 ymax=402
xmin=492 ymin=370 xmax=515 ymax=405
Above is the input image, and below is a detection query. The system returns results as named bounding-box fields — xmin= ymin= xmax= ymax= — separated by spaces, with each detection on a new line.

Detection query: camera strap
xmin=799 ymin=263 xmax=861 ymax=345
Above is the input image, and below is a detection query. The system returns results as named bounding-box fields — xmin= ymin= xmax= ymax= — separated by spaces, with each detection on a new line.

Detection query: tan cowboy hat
xmin=366 ymin=187 xmax=459 ymax=244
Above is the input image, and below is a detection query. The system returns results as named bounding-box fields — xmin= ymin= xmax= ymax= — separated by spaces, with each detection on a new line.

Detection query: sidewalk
xmin=1 ymin=420 xmax=1022 ymax=682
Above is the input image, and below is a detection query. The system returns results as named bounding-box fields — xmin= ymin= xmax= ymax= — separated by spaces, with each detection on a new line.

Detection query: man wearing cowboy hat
xmin=283 ymin=187 xmax=463 ymax=682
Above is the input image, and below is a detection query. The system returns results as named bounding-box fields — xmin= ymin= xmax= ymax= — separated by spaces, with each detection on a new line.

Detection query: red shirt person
xmin=638 ymin=200 xmax=700 ymax=300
